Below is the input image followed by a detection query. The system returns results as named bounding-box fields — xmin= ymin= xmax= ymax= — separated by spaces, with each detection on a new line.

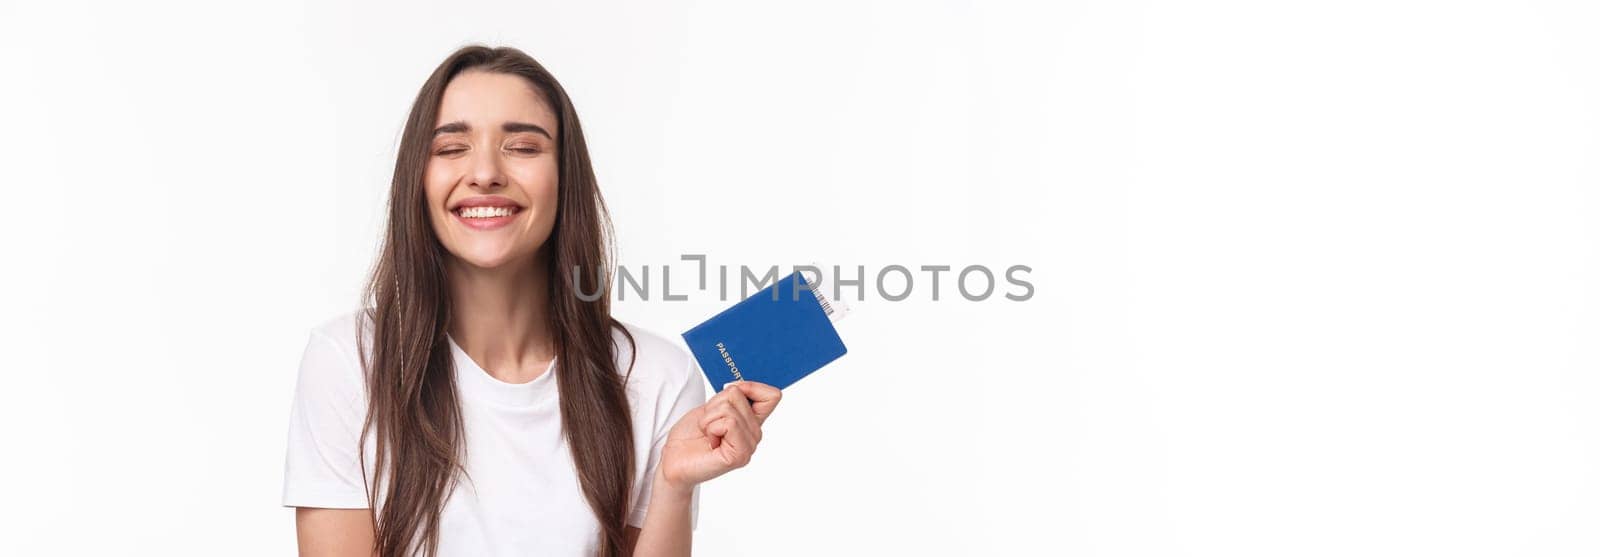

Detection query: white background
xmin=1 ymin=0 xmax=1596 ymax=555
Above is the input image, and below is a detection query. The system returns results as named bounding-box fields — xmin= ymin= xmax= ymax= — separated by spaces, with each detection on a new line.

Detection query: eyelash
xmin=433 ymin=146 xmax=542 ymax=156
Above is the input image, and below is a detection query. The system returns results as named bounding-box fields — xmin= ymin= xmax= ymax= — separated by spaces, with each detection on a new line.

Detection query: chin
xmin=452 ymin=245 xmax=535 ymax=271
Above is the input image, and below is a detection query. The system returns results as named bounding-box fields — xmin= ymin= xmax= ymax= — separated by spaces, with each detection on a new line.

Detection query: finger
xmin=716 ymin=382 xmax=750 ymax=401
xmin=698 ymin=398 xmax=734 ymax=431
xmin=697 ymin=388 xmax=753 ymax=431
xmin=714 ymin=397 xmax=760 ymax=445
xmin=718 ymin=420 xmax=758 ymax=467
xmin=707 ymin=416 xmax=732 ymax=438
xmin=732 ymin=381 xmax=783 ymax=424
xmin=724 ymin=390 xmax=761 ymax=443
xmin=712 ymin=383 xmax=762 ymax=440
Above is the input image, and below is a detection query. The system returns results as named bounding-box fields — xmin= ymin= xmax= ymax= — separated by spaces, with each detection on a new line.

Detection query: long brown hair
xmin=355 ymin=45 xmax=637 ymax=557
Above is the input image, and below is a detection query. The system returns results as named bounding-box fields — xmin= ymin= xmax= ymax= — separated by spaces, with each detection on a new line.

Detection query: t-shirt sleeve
xmin=628 ymin=349 xmax=708 ymax=529
xmin=282 ymin=329 xmax=371 ymax=509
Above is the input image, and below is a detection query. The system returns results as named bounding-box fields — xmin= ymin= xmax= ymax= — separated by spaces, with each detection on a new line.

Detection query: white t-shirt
xmin=281 ymin=310 xmax=706 ymax=555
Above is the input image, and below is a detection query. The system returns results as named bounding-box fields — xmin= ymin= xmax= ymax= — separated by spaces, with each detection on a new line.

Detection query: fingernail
xmin=722 ymin=381 xmax=740 ymax=391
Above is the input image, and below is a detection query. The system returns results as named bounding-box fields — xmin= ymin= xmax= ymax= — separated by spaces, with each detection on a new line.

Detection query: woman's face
xmin=424 ymin=70 xmax=561 ymax=271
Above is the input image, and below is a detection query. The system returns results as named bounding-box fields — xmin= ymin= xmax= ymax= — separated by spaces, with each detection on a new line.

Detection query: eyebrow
xmin=432 ymin=121 xmax=553 ymax=139
xmin=502 ymin=122 xmax=553 ymax=139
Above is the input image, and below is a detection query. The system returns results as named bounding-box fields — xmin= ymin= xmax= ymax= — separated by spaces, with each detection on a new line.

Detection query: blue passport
xmin=682 ymin=271 xmax=848 ymax=390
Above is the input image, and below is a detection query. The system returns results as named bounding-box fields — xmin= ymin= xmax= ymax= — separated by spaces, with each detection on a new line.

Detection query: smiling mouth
xmin=451 ymin=204 xmax=524 ymax=231
xmin=454 ymin=206 xmax=523 ymax=219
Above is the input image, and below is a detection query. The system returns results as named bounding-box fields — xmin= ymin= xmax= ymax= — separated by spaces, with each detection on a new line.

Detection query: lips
xmin=450 ymin=196 xmax=524 ymax=231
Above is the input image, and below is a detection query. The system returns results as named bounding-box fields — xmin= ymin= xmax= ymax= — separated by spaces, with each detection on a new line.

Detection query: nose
xmin=467 ymin=148 xmax=506 ymax=190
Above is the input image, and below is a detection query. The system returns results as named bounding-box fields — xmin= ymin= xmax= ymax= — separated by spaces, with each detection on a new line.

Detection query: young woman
xmin=281 ymin=45 xmax=780 ymax=557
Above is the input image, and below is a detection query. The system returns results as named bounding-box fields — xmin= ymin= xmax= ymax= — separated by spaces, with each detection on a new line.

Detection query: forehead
xmin=436 ymin=70 xmax=557 ymax=132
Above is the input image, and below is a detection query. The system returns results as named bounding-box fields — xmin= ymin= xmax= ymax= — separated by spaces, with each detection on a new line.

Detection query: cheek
xmin=533 ymin=176 xmax=559 ymax=206
xmin=423 ymin=166 xmax=455 ymax=207
xmin=516 ymin=161 xmax=561 ymax=206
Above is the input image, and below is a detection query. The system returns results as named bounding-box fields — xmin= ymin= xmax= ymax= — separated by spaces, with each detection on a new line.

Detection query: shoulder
xmin=611 ymin=320 xmax=708 ymax=446
xmin=308 ymin=308 xmax=374 ymax=358
xmin=294 ymin=309 xmax=373 ymax=396
xmin=611 ymin=319 xmax=699 ymax=395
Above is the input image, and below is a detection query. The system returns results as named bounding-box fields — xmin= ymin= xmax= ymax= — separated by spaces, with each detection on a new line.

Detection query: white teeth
xmin=458 ymin=206 xmax=514 ymax=218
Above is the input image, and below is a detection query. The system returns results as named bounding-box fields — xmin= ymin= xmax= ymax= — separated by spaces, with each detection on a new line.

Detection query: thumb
xmin=730 ymin=381 xmax=783 ymax=424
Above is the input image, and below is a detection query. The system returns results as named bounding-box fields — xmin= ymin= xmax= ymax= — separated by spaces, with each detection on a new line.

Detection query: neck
xmin=445 ymin=251 xmax=555 ymax=382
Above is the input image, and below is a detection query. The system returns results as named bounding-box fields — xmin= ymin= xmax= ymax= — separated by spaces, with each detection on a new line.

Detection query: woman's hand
xmin=658 ymin=381 xmax=782 ymax=492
